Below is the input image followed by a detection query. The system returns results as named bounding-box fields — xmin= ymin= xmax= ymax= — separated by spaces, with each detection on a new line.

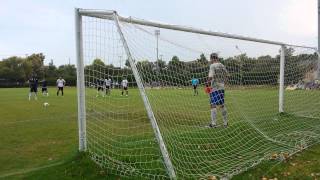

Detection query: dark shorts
xmin=30 ymin=87 xmax=37 ymax=92
xmin=58 ymin=87 xmax=63 ymax=91
xmin=193 ymin=85 xmax=198 ymax=89
xmin=209 ymin=89 xmax=225 ymax=105
xmin=42 ymin=87 xmax=47 ymax=92
xmin=123 ymin=87 xmax=128 ymax=91
xmin=105 ymin=85 xmax=110 ymax=89
xmin=98 ymin=86 xmax=103 ymax=91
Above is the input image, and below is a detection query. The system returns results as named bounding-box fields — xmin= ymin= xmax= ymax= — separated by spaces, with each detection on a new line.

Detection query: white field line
xmin=0 ymin=115 xmax=77 ymax=125
xmin=0 ymin=161 xmax=65 ymax=179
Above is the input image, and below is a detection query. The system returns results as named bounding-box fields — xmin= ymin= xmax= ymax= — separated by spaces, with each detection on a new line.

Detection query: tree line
xmin=119 ymin=47 xmax=317 ymax=87
xmin=0 ymin=48 xmax=317 ymax=88
xmin=0 ymin=53 xmax=76 ymax=87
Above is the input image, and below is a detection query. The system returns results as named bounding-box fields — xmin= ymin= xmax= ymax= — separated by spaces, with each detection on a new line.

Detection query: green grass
xmin=0 ymin=87 xmax=319 ymax=179
xmin=0 ymin=88 xmax=78 ymax=178
xmin=233 ymin=143 xmax=320 ymax=179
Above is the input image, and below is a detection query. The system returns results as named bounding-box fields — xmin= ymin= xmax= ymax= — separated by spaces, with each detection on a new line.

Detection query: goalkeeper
xmin=207 ymin=53 xmax=228 ymax=128
xmin=191 ymin=77 xmax=199 ymax=96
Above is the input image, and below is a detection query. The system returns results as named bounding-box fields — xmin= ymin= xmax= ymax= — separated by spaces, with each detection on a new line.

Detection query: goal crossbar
xmin=78 ymin=9 xmax=317 ymax=50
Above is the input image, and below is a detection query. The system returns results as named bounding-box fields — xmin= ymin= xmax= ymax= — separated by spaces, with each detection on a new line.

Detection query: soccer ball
xmin=43 ymin=102 xmax=49 ymax=107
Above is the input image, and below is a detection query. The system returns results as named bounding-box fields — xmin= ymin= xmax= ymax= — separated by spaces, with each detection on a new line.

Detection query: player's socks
xmin=222 ymin=107 xmax=228 ymax=126
xmin=28 ymin=93 xmax=31 ymax=100
xmin=211 ymin=108 xmax=217 ymax=126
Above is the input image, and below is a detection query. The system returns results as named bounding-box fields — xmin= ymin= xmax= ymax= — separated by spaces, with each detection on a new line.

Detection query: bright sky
xmin=0 ymin=0 xmax=317 ymax=65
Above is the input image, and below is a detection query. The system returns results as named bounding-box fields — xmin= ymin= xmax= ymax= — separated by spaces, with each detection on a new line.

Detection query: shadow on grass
xmin=10 ymin=152 xmax=120 ymax=180
xmin=5 ymin=143 xmax=320 ymax=180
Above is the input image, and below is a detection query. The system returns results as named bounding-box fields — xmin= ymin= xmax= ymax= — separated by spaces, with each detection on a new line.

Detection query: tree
xmin=155 ymin=59 xmax=166 ymax=70
xmin=168 ymin=55 xmax=184 ymax=68
xmin=197 ymin=53 xmax=208 ymax=64
xmin=136 ymin=60 xmax=153 ymax=73
xmin=279 ymin=46 xmax=295 ymax=57
xmin=125 ymin=59 xmax=130 ymax=68
xmin=0 ymin=56 xmax=25 ymax=81
xmin=25 ymin=53 xmax=45 ymax=78
xmin=92 ymin=58 xmax=105 ymax=67
xmin=44 ymin=59 xmax=57 ymax=79
xmin=171 ymin=55 xmax=179 ymax=63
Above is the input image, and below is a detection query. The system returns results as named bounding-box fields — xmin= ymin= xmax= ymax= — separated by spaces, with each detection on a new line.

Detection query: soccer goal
xmin=75 ymin=9 xmax=320 ymax=179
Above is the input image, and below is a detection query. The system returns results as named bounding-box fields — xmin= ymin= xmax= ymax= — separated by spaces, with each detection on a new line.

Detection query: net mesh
xmin=81 ymin=15 xmax=320 ymax=179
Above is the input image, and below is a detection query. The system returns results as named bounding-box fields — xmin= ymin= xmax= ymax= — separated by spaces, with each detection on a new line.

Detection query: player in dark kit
xmin=28 ymin=76 xmax=38 ymax=101
xmin=41 ymin=79 xmax=48 ymax=96
xmin=96 ymin=78 xmax=105 ymax=97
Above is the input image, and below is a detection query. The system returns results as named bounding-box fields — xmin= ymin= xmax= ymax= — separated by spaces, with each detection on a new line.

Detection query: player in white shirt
xmin=121 ymin=78 xmax=129 ymax=96
xmin=104 ymin=77 xmax=112 ymax=95
xmin=56 ymin=77 xmax=66 ymax=96
xmin=207 ymin=53 xmax=228 ymax=128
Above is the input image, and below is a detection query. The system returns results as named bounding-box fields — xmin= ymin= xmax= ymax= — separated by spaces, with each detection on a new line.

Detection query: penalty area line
xmin=0 ymin=161 xmax=65 ymax=179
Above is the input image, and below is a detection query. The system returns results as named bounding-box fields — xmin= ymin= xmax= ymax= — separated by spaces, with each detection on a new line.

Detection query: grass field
xmin=0 ymin=87 xmax=319 ymax=179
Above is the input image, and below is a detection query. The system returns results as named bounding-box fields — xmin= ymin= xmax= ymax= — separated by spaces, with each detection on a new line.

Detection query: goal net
xmin=76 ymin=9 xmax=320 ymax=179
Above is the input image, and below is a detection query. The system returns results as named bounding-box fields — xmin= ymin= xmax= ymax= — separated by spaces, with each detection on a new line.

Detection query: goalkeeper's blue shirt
xmin=191 ymin=78 xmax=199 ymax=86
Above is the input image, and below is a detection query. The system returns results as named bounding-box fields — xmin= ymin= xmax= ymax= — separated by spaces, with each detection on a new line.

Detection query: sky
xmin=0 ymin=0 xmax=318 ymax=65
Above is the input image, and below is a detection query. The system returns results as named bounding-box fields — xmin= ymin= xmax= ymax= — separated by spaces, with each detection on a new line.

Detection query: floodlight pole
xmin=112 ymin=12 xmax=176 ymax=179
xmin=155 ymin=30 xmax=160 ymax=61
xmin=318 ymin=0 xmax=320 ymax=51
xmin=235 ymin=45 xmax=244 ymax=86
xmin=119 ymin=55 xmax=122 ymax=68
xmin=75 ymin=8 xmax=87 ymax=151
xmin=279 ymin=45 xmax=285 ymax=113
xmin=318 ymin=0 xmax=320 ymax=79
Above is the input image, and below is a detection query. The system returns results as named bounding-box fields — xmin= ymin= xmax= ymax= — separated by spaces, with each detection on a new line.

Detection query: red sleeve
xmin=205 ymin=87 xmax=212 ymax=94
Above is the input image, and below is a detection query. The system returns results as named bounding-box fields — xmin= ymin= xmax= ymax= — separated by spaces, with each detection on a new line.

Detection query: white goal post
xmin=112 ymin=13 xmax=176 ymax=178
xmin=75 ymin=8 xmax=320 ymax=179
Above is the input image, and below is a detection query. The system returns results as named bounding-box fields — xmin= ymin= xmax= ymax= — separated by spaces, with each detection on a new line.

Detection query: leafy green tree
xmin=45 ymin=59 xmax=57 ymax=78
xmin=168 ymin=55 xmax=184 ymax=69
xmin=25 ymin=53 xmax=45 ymax=78
xmin=197 ymin=53 xmax=208 ymax=64
xmin=92 ymin=58 xmax=105 ymax=67
xmin=0 ymin=56 xmax=25 ymax=82
xmin=171 ymin=55 xmax=179 ymax=63
xmin=156 ymin=59 xmax=166 ymax=70
xmin=125 ymin=59 xmax=130 ymax=68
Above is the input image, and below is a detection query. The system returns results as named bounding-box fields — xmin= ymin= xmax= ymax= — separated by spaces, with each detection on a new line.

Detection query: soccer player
xmin=207 ymin=53 xmax=228 ymax=128
xmin=96 ymin=78 xmax=104 ymax=97
xmin=121 ymin=77 xmax=128 ymax=96
xmin=56 ymin=77 xmax=66 ymax=96
xmin=191 ymin=77 xmax=199 ymax=96
xmin=28 ymin=75 xmax=38 ymax=101
xmin=41 ymin=78 xmax=48 ymax=96
xmin=104 ymin=76 xmax=112 ymax=95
